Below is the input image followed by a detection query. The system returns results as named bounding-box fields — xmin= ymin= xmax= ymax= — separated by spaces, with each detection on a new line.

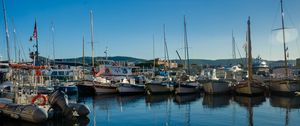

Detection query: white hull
xmin=203 ymin=81 xmax=230 ymax=94
xmin=269 ymin=80 xmax=300 ymax=93
xmin=117 ymin=84 xmax=145 ymax=94
xmin=94 ymin=85 xmax=117 ymax=95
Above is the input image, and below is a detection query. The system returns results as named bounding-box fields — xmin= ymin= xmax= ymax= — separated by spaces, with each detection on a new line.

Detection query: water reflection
xmin=145 ymin=94 xmax=172 ymax=105
xmin=202 ymin=94 xmax=231 ymax=108
xmin=234 ymin=95 xmax=266 ymax=126
xmin=270 ymin=95 xmax=300 ymax=126
xmin=117 ymin=95 xmax=144 ymax=112
xmin=174 ymin=93 xmax=201 ymax=105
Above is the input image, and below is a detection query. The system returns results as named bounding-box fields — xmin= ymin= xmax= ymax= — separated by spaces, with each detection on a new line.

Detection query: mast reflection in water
xmin=1 ymin=93 xmax=300 ymax=126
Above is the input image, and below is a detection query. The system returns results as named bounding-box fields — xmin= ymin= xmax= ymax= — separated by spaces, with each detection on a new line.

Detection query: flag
xmin=30 ymin=20 xmax=37 ymax=42
xmin=32 ymin=20 xmax=37 ymax=39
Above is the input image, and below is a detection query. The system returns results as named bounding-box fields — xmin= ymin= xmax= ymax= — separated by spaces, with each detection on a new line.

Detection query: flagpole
xmin=35 ymin=20 xmax=39 ymax=65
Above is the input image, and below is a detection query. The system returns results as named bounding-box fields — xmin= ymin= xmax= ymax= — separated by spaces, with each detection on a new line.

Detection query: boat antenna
xmin=2 ymin=0 xmax=10 ymax=62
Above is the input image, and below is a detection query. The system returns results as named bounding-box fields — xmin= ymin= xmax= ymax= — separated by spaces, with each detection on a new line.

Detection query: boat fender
xmin=31 ymin=94 xmax=48 ymax=106
xmin=10 ymin=113 xmax=20 ymax=119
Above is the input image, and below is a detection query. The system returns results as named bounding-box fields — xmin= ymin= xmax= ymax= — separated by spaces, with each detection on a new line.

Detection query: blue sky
xmin=0 ymin=0 xmax=300 ymax=61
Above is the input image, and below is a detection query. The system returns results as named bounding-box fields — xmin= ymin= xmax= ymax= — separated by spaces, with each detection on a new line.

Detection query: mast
xmin=82 ymin=35 xmax=85 ymax=79
xmin=12 ymin=18 xmax=17 ymax=62
xmin=247 ymin=17 xmax=253 ymax=82
xmin=152 ymin=34 xmax=155 ymax=77
xmin=2 ymin=0 xmax=10 ymax=62
xmin=90 ymin=10 xmax=95 ymax=67
xmin=232 ymin=30 xmax=236 ymax=59
xmin=280 ymin=0 xmax=288 ymax=77
xmin=34 ymin=19 xmax=39 ymax=64
xmin=163 ymin=24 xmax=170 ymax=70
xmin=82 ymin=35 xmax=85 ymax=66
xmin=18 ymin=49 xmax=20 ymax=63
xmin=184 ymin=15 xmax=190 ymax=75
xmin=104 ymin=46 xmax=108 ymax=60
xmin=51 ymin=22 xmax=55 ymax=65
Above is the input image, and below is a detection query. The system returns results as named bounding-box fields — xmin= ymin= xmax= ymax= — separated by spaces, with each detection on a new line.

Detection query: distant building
xmin=272 ymin=67 xmax=290 ymax=78
xmin=296 ymin=58 xmax=300 ymax=68
xmin=155 ymin=58 xmax=178 ymax=69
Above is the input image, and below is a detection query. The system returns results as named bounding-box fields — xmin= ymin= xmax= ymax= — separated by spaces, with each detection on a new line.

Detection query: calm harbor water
xmin=1 ymin=93 xmax=300 ymax=126
xmin=82 ymin=93 xmax=300 ymax=126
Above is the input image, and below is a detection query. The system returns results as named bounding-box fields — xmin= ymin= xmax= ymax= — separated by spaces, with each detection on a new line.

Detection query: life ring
xmin=31 ymin=94 xmax=48 ymax=106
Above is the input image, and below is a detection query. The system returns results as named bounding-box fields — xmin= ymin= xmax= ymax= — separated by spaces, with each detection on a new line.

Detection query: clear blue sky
xmin=1 ymin=0 xmax=300 ymax=61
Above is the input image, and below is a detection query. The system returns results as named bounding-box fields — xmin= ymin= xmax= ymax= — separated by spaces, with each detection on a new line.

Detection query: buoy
xmin=31 ymin=94 xmax=48 ymax=106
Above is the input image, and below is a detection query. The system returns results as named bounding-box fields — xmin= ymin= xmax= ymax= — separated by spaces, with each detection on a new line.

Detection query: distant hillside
xmin=173 ymin=58 xmax=296 ymax=67
xmin=54 ymin=56 xmax=146 ymax=65
xmin=39 ymin=55 xmax=297 ymax=68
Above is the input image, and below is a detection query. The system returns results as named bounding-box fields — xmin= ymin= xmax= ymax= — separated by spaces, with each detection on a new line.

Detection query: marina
xmin=0 ymin=0 xmax=300 ymax=125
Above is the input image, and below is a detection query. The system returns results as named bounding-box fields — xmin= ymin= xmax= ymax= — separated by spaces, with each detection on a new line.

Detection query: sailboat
xmin=203 ymin=69 xmax=230 ymax=94
xmin=269 ymin=0 xmax=300 ymax=95
xmin=234 ymin=17 xmax=265 ymax=95
xmin=146 ymin=24 xmax=175 ymax=95
xmin=77 ymin=10 xmax=118 ymax=95
xmin=174 ymin=16 xmax=200 ymax=95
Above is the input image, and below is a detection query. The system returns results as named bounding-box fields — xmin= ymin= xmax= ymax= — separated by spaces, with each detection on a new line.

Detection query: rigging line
xmin=268 ymin=31 xmax=273 ymax=62
xmin=235 ymin=42 xmax=243 ymax=64
xmin=295 ymin=36 xmax=300 ymax=58
xmin=270 ymin=1 xmax=281 ymax=30
xmin=284 ymin=1 xmax=297 ymax=28
xmin=283 ymin=6 xmax=300 ymax=58
xmin=16 ymin=40 xmax=27 ymax=62
xmin=11 ymin=18 xmax=27 ymax=62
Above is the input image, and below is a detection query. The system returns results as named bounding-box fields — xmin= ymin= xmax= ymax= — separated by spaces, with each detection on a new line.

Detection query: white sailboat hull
xmin=203 ymin=81 xmax=230 ymax=94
